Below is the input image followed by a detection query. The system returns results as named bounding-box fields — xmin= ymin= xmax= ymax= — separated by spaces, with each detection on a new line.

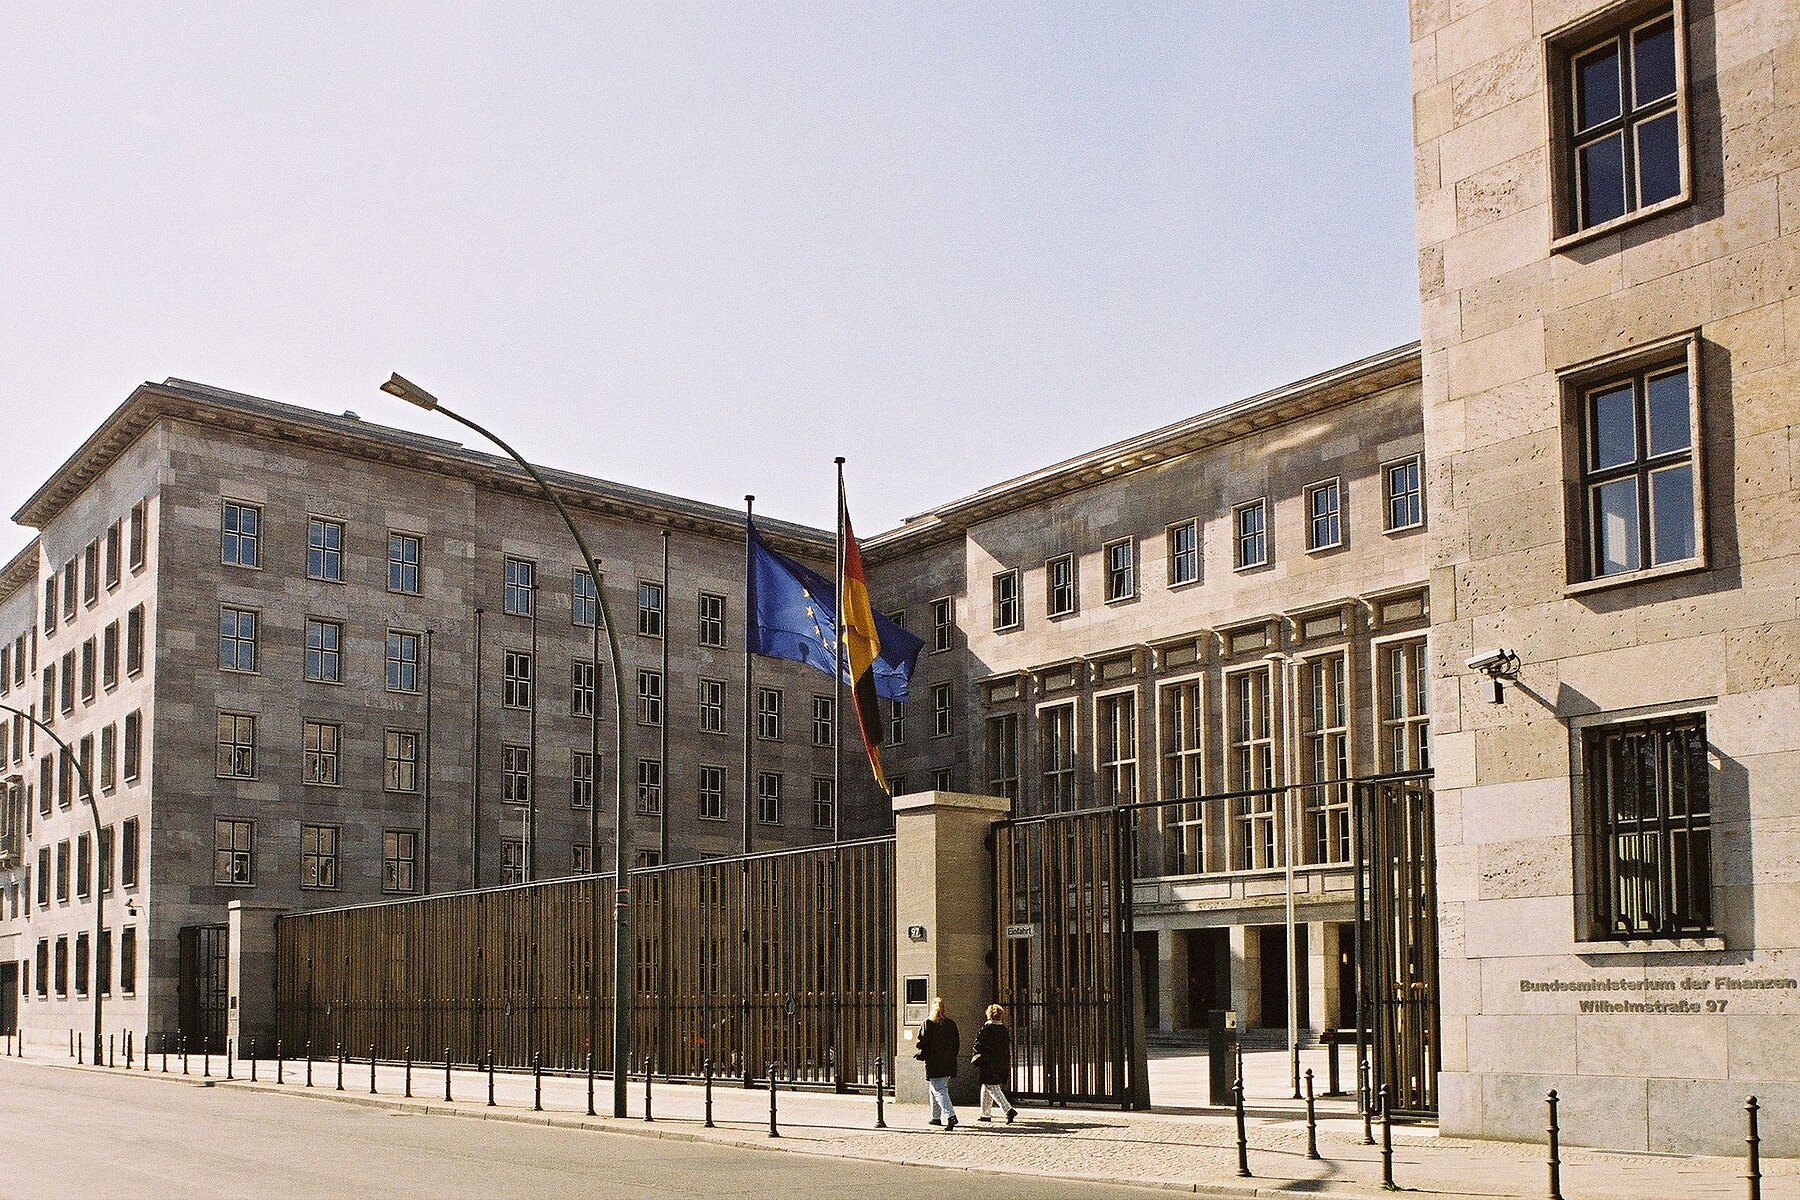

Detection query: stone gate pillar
xmin=891 ymin=790 xmax=1010 ymax=1106
xmin=227 ymin=900 xmax=287 ymax=1057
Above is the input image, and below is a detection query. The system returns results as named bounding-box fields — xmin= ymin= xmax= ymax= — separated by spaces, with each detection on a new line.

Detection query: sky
xmin=0 ymin=3 xmax=1419 ymax=556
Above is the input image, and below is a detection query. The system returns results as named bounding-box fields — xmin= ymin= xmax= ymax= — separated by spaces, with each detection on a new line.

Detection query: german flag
xmin=839 ymin=497 xmax=889 ymax=793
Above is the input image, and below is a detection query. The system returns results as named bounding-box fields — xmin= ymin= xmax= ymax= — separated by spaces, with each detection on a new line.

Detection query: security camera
xmin=1465 ymin=649 xmax=1514 ymax=675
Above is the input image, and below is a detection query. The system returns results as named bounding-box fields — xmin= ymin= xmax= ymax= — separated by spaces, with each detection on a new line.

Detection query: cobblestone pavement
xmin=11 ymin=1047 xmax=1797 ymax=1198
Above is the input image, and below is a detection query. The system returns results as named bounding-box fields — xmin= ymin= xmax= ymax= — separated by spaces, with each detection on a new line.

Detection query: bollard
xmin=1360 ymin=1056 xmax=1375 ymax=1146
xmin=444 ymin=1048 xmax=452 ymax=1102
xmin=404 ymin=1046 xmax=412 ymax=1098
xmin=1380 ymin=1084 xmax=1396 ymax=1191
xmin=875 ymin=1056 xmax=887 ymax=1130
xmin=704 ymin=1058 xmax=715 ymax=1128
xmin=162 ymin=1036 xmax=169 ymax=1074
xmin=488 ymin=1051 xmax=496 ymax=1107
xmin=534 ymin=1052 xmax=542 ymax=1112
xmin=336 ymin=1043 xmax=344 ymax=1092
xmin=1305 ymin=1069 xmax=1320 ymax=1160
xmin=1291 ymin=1043 xmax=1302 ymax=1101
xmin=277 ymin=1039 xmax=284 ymax=1085
xmin=1546 ymin=1090 xmax=1563 ymax=1200
xmin=1747 ymin=1096 xmax=1762 ymax=1200
xmin=227 ymin=1039 xmax=234 ymax=1080
xmin=78 ymin=1032 xmax=84 ymax=1064
xmin=370 ymin=1045 xmax=377 ymax=1094
xmin=69 ymin=1029 xmax=74 ymax=1059
xmin=306 ymin=1041 xmax=313 ymax=1088
xmin=586 ymin=1051 xmax=595 ymax=1117
xmin=108 ymin=1035 xmax=115 ymax=1068
xmin=250 ymin=1039 xmax=257 ymax=1082
xmin=645 ymin=1057 xmax=654 ymax=1122
xmin=1327 ymin=1036 xmax=1342 ymax=1097
xmin=1233 ymin=1071 xmax=1251 ymax=1178
xmin=204 ymin=1043 xmax=211 ymax=1078
xmin=181 ymin=1036 xmax=188 ymax=1076
xmin=768 ymin=1063 xmax=780 ymax=1138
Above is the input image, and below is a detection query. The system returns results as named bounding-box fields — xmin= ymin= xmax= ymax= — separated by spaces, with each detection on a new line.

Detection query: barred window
xmin=385 ymin=730 xmax=420 ymax=793
xmin=699 ymin=765 xmax=726 ymax=820
xmin=389 ymin=532 xmax=422 ymax=594
xmin=383 ymin=830 xmax=419 ymax=894
xmin=214 ymin=818 xmax=253 ymax=885
xmin=222 ymin=501 xmax=260 ymax=568
xmin=303 ymin=721 xmax=342 ymax=786
xmin=216 ymin=712 xmax=256 ymax=779
xmin=1584 ymin=715 xmax=1712 ymax=939
xmin=307 ymin=517 xmax=344 ymax=582
xmin=698 ymin=592 xmax=726 ymax=647
xmin=300 ymin=824 xmax=338 ymax=889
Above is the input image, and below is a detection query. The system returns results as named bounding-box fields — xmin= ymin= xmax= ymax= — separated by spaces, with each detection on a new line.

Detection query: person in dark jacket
xmin=971 ymin=1003 xmax=1018 ymax=1123
xmin=916 ymin=996 xmax=960 ymax=1129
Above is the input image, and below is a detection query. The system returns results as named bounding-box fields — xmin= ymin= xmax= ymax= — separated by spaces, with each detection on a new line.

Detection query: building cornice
xmin=0 ymin=539 xmax=38 ymax=608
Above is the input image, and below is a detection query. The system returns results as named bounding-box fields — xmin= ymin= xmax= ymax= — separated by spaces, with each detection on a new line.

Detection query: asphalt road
xmin=0 ymin=1058 xmax=1170 ymax=1199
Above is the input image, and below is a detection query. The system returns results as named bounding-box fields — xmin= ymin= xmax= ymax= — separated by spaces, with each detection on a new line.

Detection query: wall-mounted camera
xmin=1465 ymin=648 xmax=1521 ymax=704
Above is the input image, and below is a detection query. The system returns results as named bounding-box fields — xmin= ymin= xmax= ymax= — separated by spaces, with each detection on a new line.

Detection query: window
xmin=992 ymin=570 xmax=1021 ymax=631
xmin=698 ymin=592 xmax=726 ymax=647
xmin=638 ymin=669 xmax=664 ymax=726
xmin=63 ymin=560 xmax=77 ymax=622
xmin=214 ymin=818 xmax=253 ymax=885
xmin=75 ymin=933 xmax=89 ymax=996
xmin=125 ymin=605 xmax=144 ymax=675
xmin=97 ymin=929 xmax=113 ymax=997
xmin=931 ymin=682 xmax=953 ymax=738
xmin=40 ymin=662 xmax=53 ymax=721
xmin=503 ymin=651 xmax=534 ymax=709
xmin=220 ymin=607 xmax=258 ymax=672
xmin=83 ymin=541 xmax=99 ymax=605
xmin=102 ymin=621 xmax=119 ymax=689
xmin=811 ymin=777 xmax=835 ymax=830
xmin=60 ymin=650 xmax=74 ymax=712
xmin=303 ymin=721 xmax=342 ymax=785
xmin=1046 ymin=555 xmax=1077 ymax=616
xmin=222 ymin=501 xmax=261 ymax=568
xmin=1104 ymin=539 xmax=1135 ymax=602
xmin=699 ymin=765 xmax=726 ymax=820
xmin=985 ymin=714 xmax=1019 ymax=804
xmin=1228 ymin=668 xmax=1276 ymax=869
xmin=217 ymin=712 xmax=256 ymax=778
xmin=572 ymin=843 xmax=593 ymax=874
xmin=1380 ymin=640 xmax=1430 ymax=772
xmin=1554 ymin=10 xmax=1683 ymax=237
xmin=58 ymin=747 xmax=73 ymax=807
xmin=1167 ymin=520 xmax=1199 ymax=587
xmin=499 ymin=839 xmax=524 ymax=886
xmin=100 ymin=724 xmax=117 ymax=792
xmin=388 ymin=532 xmax=421 ymax=594
xmin=1385 ymin=457 xmax=1423 ymax=531
xmin=1578 ymin=359 xmax=1698 ymax=579
xmin=304 ymin=619 xmax=342 ymax=683
xmin=1583 ymin=714 xmax=1712 ymax=938
xmin=504 ymin=557 xmax=535 ymax=616
xmin=120 ymin=927 xmax=137 ymax=994
xmin=55 ymin=841 xmax=70 ymax=902
xmin=635 ymin=849 xmax=662 ymax=870
xmin=307 ymin=517 xmax=344 ymax=582
xmin=811 ymin=694 xmax=834 ymax=747
xmin=43 ymin=576 xmax=56 ymax=635
xmin=571 ymin=659 xmax=595 ymax=717
xmin=930 ymin=598 xmax=953 ymax=653
xmin=888 ymin=700 xmax=906 ymax=746
xmin=387 ymin=630 xmax=421 ymax=692
xmin=756 ymin=772 xmax=782 ymax=825
xmin=383 ymin=830 xmax=419 ymax=894
xmin=1160 ymin=680 xmax=1206 ymax=872
xmin=1097 ymin=692 xmax=1137 ymax=805
xmin=932 ymin=767 xmax=954 ymax=792
xmin=1234 ymin=500 xmax=1268 ymax=569
xmin=636 ymin=758 xmax=663 ymax=816
xmin=78 ymin=734 xmax=93 ymax=800
xmin=1305 ymin=479 xmax=1342 ymax=551
xmin=385 ymin=730 xmax=420 ymax=793
xmin=571 ymin=751 xmax=594 ymax=809
xmin=572 ymin=569 xmax=596 ymax=627
xmin=502 ymin=744 xmax=531 ymax=805
xmin=54 ymin=937 xmax=68 ymax=995
xmin=1302 ymin=653 xmax=1351 ymax=865
xmin=301 ymin=825 xmax=339 ymax=890
xmin=129 ymin=501 xmax=147 ymax=570
xmin=0 ymin=644 xmax=7 ymax=694
xmin=36 ymin=847 xmax=50 ymax=907
xmin=76 ymin=832 xmax=92 ymax=898
xmin=105 ymin=522 xmax=122 ymax=589
xmin=80 ymin=638 xmax=96 ymax=702
xmin=699 ymin=679 xmax=725 ymax=734
xmin=121 ymin=817 xmax=139 ymax=888
xmin=123 ymin=710 xmax=142 ymax=781
xmin=755 ymin=687 xmax=781 ymax=740
xmin=638 ymin=581 xmax=664 ymax=638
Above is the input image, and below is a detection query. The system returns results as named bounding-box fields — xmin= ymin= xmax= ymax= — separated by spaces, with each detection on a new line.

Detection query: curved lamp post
xmin=1 ymin=700 xmax=104 ymax=1064
xmin=380 ymin=373 xmax=633 ymax=1118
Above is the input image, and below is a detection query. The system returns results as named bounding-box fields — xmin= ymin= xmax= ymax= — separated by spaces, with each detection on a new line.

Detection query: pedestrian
xmin=971 ymin=1003 xmax=1017 ymax=1124
xmin=916 ymin=996 xmax=959 ymax=1130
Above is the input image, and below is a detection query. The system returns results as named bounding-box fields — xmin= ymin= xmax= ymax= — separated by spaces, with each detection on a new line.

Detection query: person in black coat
xmin=916 ymin=996 xmax=960 ymax=1129
xmin=971 ymin=1003 xmax=1018 ymax=1123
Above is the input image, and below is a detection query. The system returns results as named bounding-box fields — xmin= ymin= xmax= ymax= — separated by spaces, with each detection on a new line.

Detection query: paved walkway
xmin=13 ymin=1048 xmax=1797 ymax=1198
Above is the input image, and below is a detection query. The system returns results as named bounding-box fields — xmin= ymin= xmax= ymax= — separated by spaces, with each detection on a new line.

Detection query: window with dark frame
xmin=301 ymin=824 xmax=339 ymax=889
xmin=755 ymin=686 xmax=781 ymax=740
xmin=43 ymin=575 xmax=56 ymax=636
xmin=992 ymin=569 xmax=1021 ymax=631
xmin=1579 ymin=359 xmax=1697 ymax=579
xmin=698 ymin=592 xmax=726 ymax=647
xmin=102 ymin=620 xmax=119 ymax=689
xmin=1584 ymin=714 xmax=1712 ymax=939
xmin=384 ymin=830 xmax=419 ymax=894
xmin=214 ymin=818 xmax=253 ymax=885
xmin=222 ymin=501 xmax=260 ymax=568
xmin=387 ymin=630 xmax=421 ymax=692
xmin=699 ymin=679 xmax=725 ymax=733
xmin=121 ymin=817 xmax=139 ymax=888
xmin=571 ymin=658 xmax=596 ymax=717
xmin=1305 ymin=480 xmax=1342 ymax=551
xmin=571 ymin=750 xmax=594 ymax=809
xmin=1046 ymin=554 xmax=1076 ymax=616
xmin=1385 ymin=457 xmax=1424 ymax=531
xmin=120 ymin=927 xmax=137 ymax=994
xmin=1104 ymin=539 xmax=1135 ymax=602
xmin=307 ymin=517 xmax=344 ymax=582
xmin=811 ymin=694 xmax=834 ymax=747
xmin=1234 ymin=500 xmax=1268 ymax=569
xmin=126 ymin=605 xmax=144 ymax=675
xmin=388 ymin=532 xmax=422 ymax=595
xmin=502 ymin=650 xmax=534 ymax=709
xmin=636 ymin=757 xmax=662 ymax=816
xmin=638 ymin=669 xmax=664 ymax=726
xmin=502 ymin=743 xmax=531 ymax=805
xmin=1559 ymin=10 xmax=1682 ymax=235
xmin=638 ymin=581 xmax=664 ymax=638
xmin=985 ymin=713 xmax=1019 ymax=804
xmin=80 ymin=638 xmax=96 ymax=702
xmin=888 ymin=700 xmax=906 ymax=746
xmin=503 ymin=557 xmax=535 ymax=616
xmin=1097 ymin=693 xmax=1137 ymax=804
xmin=105 ymin=522 xmax=122 ymax=589
xmin=931 ymin=682 xmax=953 ymax=738
xmin=385 ymin=729 xmax=420 ymax=793
xmin=83 ymin=541 xmax=99 ymax=605
xmin=220 ymin=607 xmax=257 ymax=672
xmin=572 ymin=569 xmax=596 ymax=627
xmin=128 ymin=501 xmax=147 ymax=570
xmin=811 ymin=776 xmax=835 ymax=830
xmin=62 ymin=560 xmax=76 ymax=622
xmin=123 ymin=710 xmax=142 ymax=780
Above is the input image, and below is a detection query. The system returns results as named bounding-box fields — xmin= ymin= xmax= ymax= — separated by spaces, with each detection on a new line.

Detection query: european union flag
xmin=746 ymin=520 xmax=922 ymax=702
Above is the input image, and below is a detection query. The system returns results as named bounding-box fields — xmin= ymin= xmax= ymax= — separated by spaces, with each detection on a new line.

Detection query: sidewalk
xmin=18 ymin=1050 xmax=1798 ymax=1199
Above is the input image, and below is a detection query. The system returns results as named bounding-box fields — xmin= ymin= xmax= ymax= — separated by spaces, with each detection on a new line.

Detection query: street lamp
xmin=1 ymin=701 xmax=104 ymax=1064
xmin=380 ymin=372 xmax=632 ymax=1118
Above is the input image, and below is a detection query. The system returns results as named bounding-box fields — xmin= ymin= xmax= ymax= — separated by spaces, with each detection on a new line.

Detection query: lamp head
xmin=381 ymin=373 xmax=439 ymax=411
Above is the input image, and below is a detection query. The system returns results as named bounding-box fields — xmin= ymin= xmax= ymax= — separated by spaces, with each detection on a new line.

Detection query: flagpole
xmin=658 ymin=527 xmax=672 ymax=1076
xmin=741 ymin=494 xmax=755 ymax=1087
xmin=832 ymin=457 xmax=847 ymax=1092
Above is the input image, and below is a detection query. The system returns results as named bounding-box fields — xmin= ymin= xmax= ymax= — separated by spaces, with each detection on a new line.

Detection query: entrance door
xmin=178 ymin=925 xmax=229 ymax=1053
xmin=1335 ymin=923 xmax=1358 ymax=1029
xmin=1257 ymin=926 xmax=1310 ymax=1030
xmin=0 ymin=962 xmax=16 ymax=1035
xmin=1134 ymin=932 xmax=1159 ymax=1030
xmin=1182 ymin=929 xmax=1229 ymax=1028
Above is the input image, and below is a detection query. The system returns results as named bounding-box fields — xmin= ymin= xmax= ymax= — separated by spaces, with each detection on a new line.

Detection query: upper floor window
xmin=302 ymin=720 xmax=342 ymax=786
xmin=1096 ymin=692 xmax=1137 ymax=805
xmin=755 ymin=686 xmax=781 ymax=740
xmin=1385 ymin=457 xmax=1424 ymax=531
xmin=811 ymin=694 xmax=834 ymax=747
xmin=307 ymin=517 xmax=344 ymax=582
xmin=1046 ymin=555 xmax=1076 ymax=617
xmin=214 ymin=818 xmax=254 ymax=885
xmin=572 ymin=570 xmax=597 ymax=627
xmin=43 ymin=576 xmax=57 ymax=636
xmin=1554 ymin=10 xmax=1683 ymax=238
xmin=930 ymin=597 xmax=953 ymax=653
xmin=220 ymin=607 xmax=258 ymax=673
xmin=931 ymin=682 xmax=954 ymax=738
xmin=383 ymin=830 xmax=419 ymax=894
xmin=985 ymin=713 xmax=1019 ymax=805
xmin=503 ymin=557 xmax=535 ymax=616
xmin=300 ymin=824 xmax=339 ymax=890
xmin=698 ymin=592 xmax=726 ymax=647
xmin=1380 ymin=639 xmax=1430 ymax=772
xmin=638 ymin=669 xmax=664 ymax=726
xmin=222 ymin=501 xmax=261 ymax=568
xmin=83 ymin=541 xmax=99 ymax=605
xmin=387 ymin=630 xmax=421 ymax=692
xmin=1577 ymin=357 xmax=1698 ymax=579
xmin=385 ymin=729 xmax=420 ymax=793
xmin=756 ymin=771 xmax=782 ymax=825
xmin=62 ymin=560 xmax=77 ymax=622
xmin=638 ymin=581 xmax=664 ymax=638
xmin=571 ymin=658 xmax=596 ymax=718
xmin=1583 ymin=714 xmax=1711 ymax=938
xmin=304 ymin=618 xmax=342 ymax=683
xmin=992 ymin=569 xmax=1021 ymax=631
xmin=1167 ymin=520 xmax=1199 ymax=587
xmin=388 ymin=533 xmax=421 ymax=595
xmin=502 ymin=650 xmax=533 ymax=709
xmin=698 ymin=764 xmax=726 ymax=820
xmin=635 ymin=758 xmax=663 ymax=816
xmin=811 ymin=776 xmax=835 ymax=830
xmin=699 ymin=678 xmax=725 ymax=733
xmin=128 ymin=501 xmax=148 ymax=571
xmin=125 ymin=605 xmax=145 ymax=676
xmin=1234 ymin=500 xmax=1268 ymax=569
xmin=104 ymin=522 xmax=122 ymax=590
xmin=1305 ymin=479 xmax=1342 ymax=551
xmin=1104 ymin=539 xmax=1135 ymax=602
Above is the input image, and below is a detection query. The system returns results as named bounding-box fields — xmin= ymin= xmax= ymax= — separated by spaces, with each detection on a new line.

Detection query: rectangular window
xmin=889 ymin=700 xmax=906 ymax=746
xmin=54 ymin=936 xmax=68 ymax=995
xmin=75 ymin=932 xmax=89 ymax=996
xmin=638 ymin=669 xmax=664 ymax=726
xmin=638 ymin=581 xmax=664 ymax=638
xmin=811 ymin=776 xmax=835 ymax=830
xmin=503 ymin=650 xmax=534 ymax=709
xmin=83 ymin=541 xmax=99 ymax=605
xmin=571 ymin=751 xmax=594 ymax=809
xmin=572 ymin=843 xmax=593 ymax=874
xmin=811 ymin=694 xmax=834 ymax=747
xmin=1302 ymin=653 xmax=1351 ymax=865
xmin=80 ymin=638 xmax=96 ymax=702
xmin=1584 ymin=714 xmax=1712 ymax=938
xmin=303 ymin=721 xmax=342 ymax=785
xmin=78 ymin=734 xmax=93 ymax=801
xmin=304 ymin=619 xmax=342 ymax=683
xmin=699 ymin=765 xmax=726 ymax=820
xmin=105 ymin=522 xmax=122 ymax=589
xmin=502 ymin=744 xmax=532 ymax=805
xmin=930 ymin=597 xmax=953 ymax=653
xmin=1228 ymin=667 xmax=1276 ymax=869
xmin=214 ymin=818 xmax=253 ymax=885
xmin=300 ymin=824 xmax=339 ymax=889
xmin=503 ymin=557 xmax=535 ymax=616
xmin=499 ymin=838 xmax=524 ymax=886
xmin=43 ymin=576 xmax=56 ymax=635
xmin=36 ymin=847 xmax=50 ymax=906
xmin=63 ymin=560 xmax=77 ymax=622
xmin=931 ymin=682 xmax=953 ymax=738
xmin=1097 ymin=692 xmax=1137 ymax=805
xmin=57 ymin=747 xmax=73 ymax=808
xmin=931 ymin=767 xmax=954 ymax=793
xmin=1554 ymin=10 xmax=1684 ymax=237
xmin=100 ymin=724 xmax=117 ymax=792
xmin=636 ymin=758 xmax=663 ymax=816
xmin=571 ymin=658 xmax=595 ymax=717
xmin=1305 ymin=479 xmax=1342 ymax=551
xmin=0 ymin=644 xmax=8 ymax=694
xmin=60 ymin=650 xmax=74 ymax=713
xmin=76 ymin=832 xmax=92 ymax=899
xmin=755 ymin=686 xmax=782 ymax=740
xmin=102 ymin=620 xmax=119 ymax=689
xmin=126 ymin=605 xmax=144 ymax=676
xmin=992 ymin=569 xmax=1021 ymax=631
xmin=129 ymin=501 xmax=147 ymax=570
xmin=1385 ymin=457 xmax=1423 ymax=531
xmin=1046 ymin=554 xmax=1077 ymax=616
xmin=1579 ymin=359 xmax=1698 ymax=579
xmin=1104 ymin=539 xmax=1135 ymax=602
xmin=699 ymin=679 xmax=725 ymax=734
xmin=222 ymin=500 xmax=261 ymax=568
xmin=388 ymin=532 xmax=421 ymax=594
xmin=120 ymin=927 xmax=137 ymax=994
xmin=216 ymin=712 xmax=255 ymax=779
xmin=572 ymin=569 xmax=596 ymax=627
xmin=56 ymin=840 xmax=70 ymax=902
xmin=1167 ymin=520 xmax=1199 ymax=587
xmin=307 ymin=517 xmax=344 ymax=582
xmin=1234 ymin=500 xmax=1268 ymax=569
xmin=383 ymin=830 xmax=419 ymax=894
xmin=123 ymin=710 xmax=142 ymax=781
xmin=756 ymin=771 xmax=782 ymax=825
xmin=385 ymin=729 xmax=420 ymax=793
xmin=387 ymin=630 xmax=421 ymax=692
xmin=985 ymin=713 xmax=1019 ymax=804
xmin=1380 ymin=640 xmax=1430 ymax=772
xmin=121 ymin=817 xmax=139 ymax=888
xmin=220 ymin=607 xmax=258 ymax=672
xmin=1160 ymin=679 xmax=1206 ymax=872
xmin=41 ymin=662 xmax=54 ymax=722
xmin=698 ymin=592 xmax=726 ymax=647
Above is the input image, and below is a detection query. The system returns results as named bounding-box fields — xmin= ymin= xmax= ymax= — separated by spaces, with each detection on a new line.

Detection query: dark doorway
xmin=0 ymin=962 xmax=16 ymax=1035
xmin=1181 ymin=929 xmax=1229 ymax=1028
xmin=178 ymin=925 xmax=229 ymax=1053
xmin=1134 ymin=932 xmax=1159 ymax=1030
xmin=1256 ymin=925 xmax=1310 ymax=1030
xmin=1336 ymin=922 xmax=1358 ymax=1029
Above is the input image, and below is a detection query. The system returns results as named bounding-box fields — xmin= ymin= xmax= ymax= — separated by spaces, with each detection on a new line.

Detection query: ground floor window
xmin=1584 ymin=713 xmax=1712 ymax=938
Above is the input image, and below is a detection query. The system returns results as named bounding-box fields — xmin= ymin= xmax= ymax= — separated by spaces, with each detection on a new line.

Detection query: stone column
xmin=227 ymin=900 xmax=287 ymax=1057
xmin=1158 ymin=927 xmax=1185 ymax=1033
xmin=891 ymin=790 xmax=1010 ymax=1106
xmin=1230 ymin=924 xmax=1260 ymax=1029
xmin=1308 ymin=921 xmax=1337 ymax=1034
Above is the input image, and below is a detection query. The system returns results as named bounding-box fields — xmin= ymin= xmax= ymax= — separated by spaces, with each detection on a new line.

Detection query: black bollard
xmin=306 ymin=1041 xmax=313 ymax=1088
xmin=704 ymin=1058 xmax=715 ymax=1128
xmin=586 ymin=1051 xmax=595 ymax=1117
xmin=1747 ymin=1096 xmax=1762 ymax=1200
xmin=1305 ymin=1069 xmax=1320 ymax=1160
xmin=181 ymin=1036 xmax=188 ymax=1076
xmin=162 ymin=1035 xmax=169 ymax=1074
xmin=250 ymin=1038 xmax=257 ymax=1082
xmin=534 ymin=1052 xmax=542 ymax=1112
xmin=1547 ymin=1090 xmax=1563 ymax=1200
xmin=405 ymin=1045 xmax=412 ymax=1098
xmin=1233 ymin=1072 xmax=1251 ymax=1178
xmin=69 ymin=1029 xmax=74 ymax=1059
xmin=444 ymin=1048 xmax=452 ymax=1102
xmin=488 ymin=1051 xmax=496 ymax=1108
xmin=277 ymin=1039 xmax=284 ymax=1085
xmin=645 ymin=1058 xmax=653 ymax=1122
xmin=1327 ymin=1035 xmax=1342 ymax=1097
xmin=1360 ymin=1056 xmax=1374 ymax=1146
xmin=768 ymin=1063 xmax=780 ymax=1139
xmin=108 ymin=1035 xmax=114 ymax=1068
xmin=204 ymin=1042 xmax=211 ymax=1078
xmin=370 ymin=1045 xmax=377 ymax=1094
xmin=226 ymin=1039 xmax=234 ymax=1080
xmin=875 ymin=1056 xmax=887 ymax=1130
xmin=78 ymin=1032 xmax=83 ymax=1064
xmin=1380 ymin=1084 xmax=1396 ymax=1191
xmin=336 ymin=1043 xmax=344 ymax=1092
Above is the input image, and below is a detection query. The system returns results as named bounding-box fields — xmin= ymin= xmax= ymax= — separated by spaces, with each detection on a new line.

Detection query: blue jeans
xmin=926 ymin=1075 xmax=957 ymax=1123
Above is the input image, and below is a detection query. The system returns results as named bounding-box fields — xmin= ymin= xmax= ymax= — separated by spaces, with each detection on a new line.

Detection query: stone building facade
xmin=1410 ymin=0 xmax=1798 ymax=1154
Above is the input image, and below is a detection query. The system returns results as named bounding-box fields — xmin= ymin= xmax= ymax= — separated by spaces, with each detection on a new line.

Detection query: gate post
xmin=891 ymin=790 xmax=1010 ymax=1107
xmin=227 ymin=901 xmax=288 ymax=1059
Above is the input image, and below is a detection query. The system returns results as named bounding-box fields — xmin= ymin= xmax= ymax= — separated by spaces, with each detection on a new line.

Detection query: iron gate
xmin=178 ymin=924 xmax=229 ymax=1053
xmin=1357 ymin=773 xmax=1439 ymax=1117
